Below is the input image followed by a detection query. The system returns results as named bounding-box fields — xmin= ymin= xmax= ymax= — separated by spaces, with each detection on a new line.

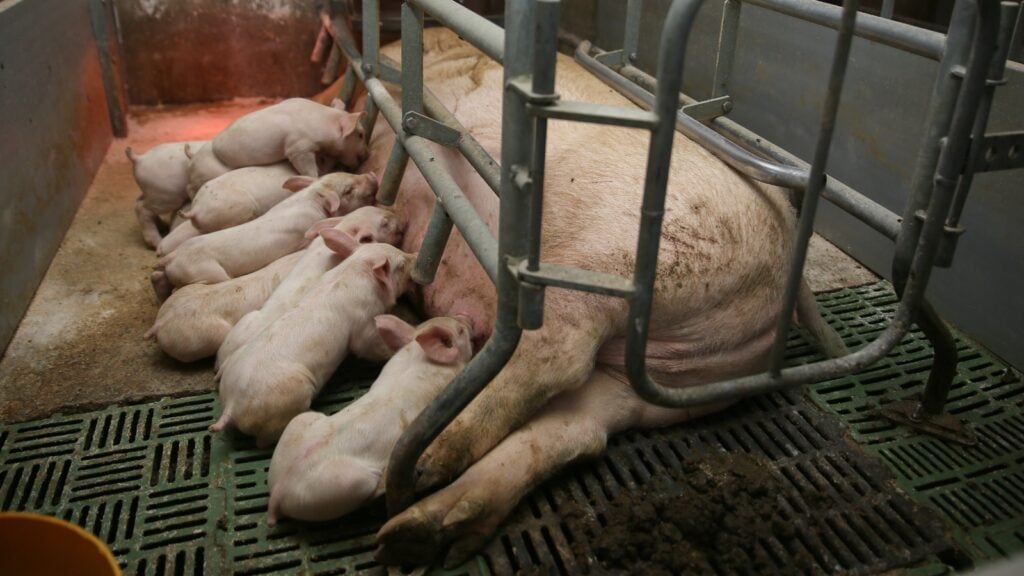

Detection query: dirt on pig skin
xmin=566 ymin=453 xmax=813 ymax=575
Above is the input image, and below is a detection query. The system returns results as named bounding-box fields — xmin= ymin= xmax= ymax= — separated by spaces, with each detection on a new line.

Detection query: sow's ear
xmin=320 ymin=228 xmax=360 ymax=259
xmin=283 ymin=176 xmax=316 ymax=193
xmin=416 ymin=324 xmax=460 ymax=365
xmin=375 ymin=314 xmax=415 ymax=352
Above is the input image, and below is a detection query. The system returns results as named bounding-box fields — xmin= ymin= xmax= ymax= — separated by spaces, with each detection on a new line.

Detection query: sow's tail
xmin=795 ymin=278 xmax=848 ymax=359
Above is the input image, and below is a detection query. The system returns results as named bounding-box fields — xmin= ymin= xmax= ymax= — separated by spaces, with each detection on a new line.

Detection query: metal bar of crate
xmin=768 ymin=0 xmax=860 ymax=375
xmin=576 ymin=46 xmax=903 ymax=240
xmin=326 ymin=15 xmax=500 ymax=282
xmin=408 ymin=0 xmax=505 ymax=63
xmin=384 ymin=0 xmax=534 ymax=517
xmin=938 ymin=0 xmax=1021 ymax=267
xmin=743 ymin=0 xmax=945 ymax=60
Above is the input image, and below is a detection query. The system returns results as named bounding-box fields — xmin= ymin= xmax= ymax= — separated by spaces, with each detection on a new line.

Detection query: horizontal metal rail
xmin=576 ymin=45 xmax=903 ymax=240
xmin=408 ymin=0 xmax=505 ymax=63
xmin=744 ymin=0 xmax=945 ymax=60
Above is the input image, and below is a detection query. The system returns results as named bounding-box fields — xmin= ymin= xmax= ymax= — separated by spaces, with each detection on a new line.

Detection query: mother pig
xmin=368 ymin=29 xmax=809 ymax=566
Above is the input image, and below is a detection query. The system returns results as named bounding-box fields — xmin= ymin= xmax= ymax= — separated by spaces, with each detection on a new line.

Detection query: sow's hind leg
xmin=376 ymin=369 xmax=722 ymax=567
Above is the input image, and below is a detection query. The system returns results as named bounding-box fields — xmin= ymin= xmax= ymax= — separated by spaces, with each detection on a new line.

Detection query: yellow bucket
xmin=0 ymin=512 xmax=121 ymax=576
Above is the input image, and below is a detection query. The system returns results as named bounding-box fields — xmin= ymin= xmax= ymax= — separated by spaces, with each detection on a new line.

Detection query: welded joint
xmin=403 ymin=112 xmax=462 ymax=148
xmin=508 ymin=77 xmax=560 ymax=105
xmin=681 ymin=95 xmax=734 ymax=122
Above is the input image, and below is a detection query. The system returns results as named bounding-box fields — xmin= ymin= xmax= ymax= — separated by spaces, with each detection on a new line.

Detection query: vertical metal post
xmin=881 ymin=0 xmax=895 ymax=19
xmin=338 ymin=65 xmax=358 ymax=107
xmin=622 ymin=0 xmax=643 ymax=66
xmin=362 ymin=97 xmax=380 ymax=147
xmin=376 ymin=142 xmax=409 ymax=206
xmin=89 ymin=0 xmax=128 ymax=137
xmin=363 ymin=0 xmax=381 ymax=76
xmin=713 ymin=0 xmax=742 ymax=98
xmin=322 ymin=43 xmax=344 ymax=85
xmin=892 ymin=0 xmax=976 ymax=289
xmin=385 ymin=0 xmax=531 ymax=518
xmin=519 ymin=0 xmax=561 ymax=330
xmin=411 ymin=201 xmax=454 ymax=284
xmin=401 ymin=3 xmax=424 ymax=119
xmin=769 ymin=0 xmax=860 ymax=375
xmin=911 ymin=0 xmax=1002 ymax=418
xmin=937 ymin=0 xmax=1019 ymax=267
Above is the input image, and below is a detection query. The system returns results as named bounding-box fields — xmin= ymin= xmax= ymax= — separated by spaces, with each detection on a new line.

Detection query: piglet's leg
xmin=376 ymin=369 xmax=643 ymax=568
xmin=414 ymin=294 xmax=617 ymax=490
xmin=135 ymin=198 xmax=164 ymax=249
xmin=287 ymin=149 xmax=320 ymax=179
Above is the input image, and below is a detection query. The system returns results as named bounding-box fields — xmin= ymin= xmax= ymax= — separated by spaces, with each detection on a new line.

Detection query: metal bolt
xmin=722 ymin=100 xmax=734 ymax=113
xmin=628 ymin=52 xmax=638 ymax=63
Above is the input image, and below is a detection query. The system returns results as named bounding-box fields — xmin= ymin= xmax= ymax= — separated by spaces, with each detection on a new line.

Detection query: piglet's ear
xmin=316 ymin=189 xmax=342 ymax=215
xmin=372 ymin=256 xmax=391 ymax=291
xmin=340 ymin=111 xmax=365 ymax=136
xmin=330 ymin=98 xmax=347 ymax=111
xmin=375 ymin=315 xmax=416 ymax=352
xmin=304 ymin=217 xmax=344 ymax=239
xmin=320 ymin=229 xmax=360 ymax=259
xmin=416 ymin=324 xmax=460 ymax=365
xmin=283 ymin=176 xmax=316 ymax=193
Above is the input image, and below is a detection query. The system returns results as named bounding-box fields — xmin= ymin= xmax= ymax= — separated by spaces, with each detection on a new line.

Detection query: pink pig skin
xmin=216 ymin=205 xmax=402 ymax=371
xmin=360 ymin=29 xmax=846 ymax=567
xmin=266 ymin=315 xmax=472 ymax=525
xmin=211 ymin=237 xmax=415 ymax=448
xmin=185 ymin=141 xmax=232 ymax=198
xmin=183 ymin=163 xmax=299 ymax=233
xmin=212 ymin=98 xmax=368 ymax=178
xmin=126 ymin=141 xmax=206 ymax=249
xmin=145 ymin=251 xmax=303 ymax=362
xmin=150 ymin=172 xmax=378 ymax=300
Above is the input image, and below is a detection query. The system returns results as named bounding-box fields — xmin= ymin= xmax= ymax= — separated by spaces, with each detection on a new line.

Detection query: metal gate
xmin=315 ymin=0 xmax=1023 ymax=521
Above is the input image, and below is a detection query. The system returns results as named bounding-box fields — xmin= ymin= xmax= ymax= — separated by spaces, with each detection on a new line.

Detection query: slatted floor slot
xmin=2 ymin=281 xmax=1021 ymax=573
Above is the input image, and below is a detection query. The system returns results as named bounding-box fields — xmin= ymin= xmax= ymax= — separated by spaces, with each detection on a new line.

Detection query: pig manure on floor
xmin=565 ymin=453 xmax=812 ymax=576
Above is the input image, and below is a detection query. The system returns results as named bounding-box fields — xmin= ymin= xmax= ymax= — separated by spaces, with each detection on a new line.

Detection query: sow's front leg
xmin=413 ymin=292 xmax=619 ymax=490
xmin=376 ymin=369 xmax=721 ymax=567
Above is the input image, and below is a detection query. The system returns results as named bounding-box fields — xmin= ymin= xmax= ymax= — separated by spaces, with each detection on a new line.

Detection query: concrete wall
xmin=113 ymin=0 xmax=325 ymax=104
xmin=0 ymin=0 xmax=114 ymax=355
xmin=570 ymin=0 xmax=1024 ymax=369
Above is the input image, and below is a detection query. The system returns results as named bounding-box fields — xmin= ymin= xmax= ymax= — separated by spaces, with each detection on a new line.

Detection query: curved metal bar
xmin=575 ymin=41 xmax=809 ymax=191
xmin=385 ymin=0 xmax=535 ymax=518
xmin=768 ymin=0 xmax=860 ymax=375
xmin=625 ymin=0 xmax=710 ymax=406
xmin=624 ymin=0 xmax=1002 ymax=409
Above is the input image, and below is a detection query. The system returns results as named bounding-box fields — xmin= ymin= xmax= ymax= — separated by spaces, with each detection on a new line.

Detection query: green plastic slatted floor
xmin=1 ymin=281 xmax=1022 ymax=575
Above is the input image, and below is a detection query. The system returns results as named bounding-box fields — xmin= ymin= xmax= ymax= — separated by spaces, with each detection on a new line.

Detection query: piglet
xmin=144 ymin=251 xmax=303 ymax=362
xmin=126 ymin=141 xmax=206 ymax=248
xmin=211 ymin=234 xmax=415 ymax=447
xmin=151 ymin=171 xmax=378 ymax=300
xmin=182 ymin=163 xmax=299 ymax=233
xmin=185 ymin=141 xmax=232 ymax=198
xmin=266 ymin=315 xmax=472 ymax=525
xmin=216 ymin=205 xmax=403 ymax=370
xmin=212 ymin=98 xmax=366 ymax=177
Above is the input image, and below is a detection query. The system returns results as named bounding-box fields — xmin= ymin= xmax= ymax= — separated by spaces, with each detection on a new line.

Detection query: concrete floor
xmin=0 ymin=102 xmax=877 ymax=424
